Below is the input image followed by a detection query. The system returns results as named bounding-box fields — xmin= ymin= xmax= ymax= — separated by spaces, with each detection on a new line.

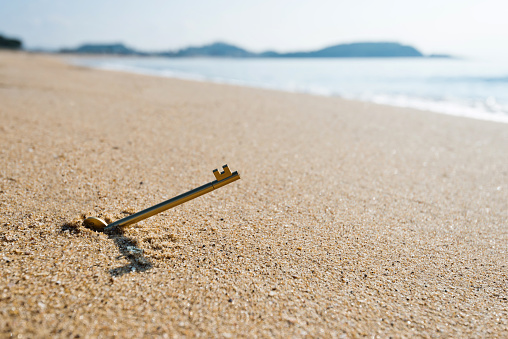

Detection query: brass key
xmin=84 ymin=165 xmax=240 ymax=231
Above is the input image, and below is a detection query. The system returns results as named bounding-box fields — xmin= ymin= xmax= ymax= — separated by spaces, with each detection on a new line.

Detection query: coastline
xmin=68 ymin=55 xmax=508 ymax=124
xmin=1 ymin=51 xmax=507 ymax=337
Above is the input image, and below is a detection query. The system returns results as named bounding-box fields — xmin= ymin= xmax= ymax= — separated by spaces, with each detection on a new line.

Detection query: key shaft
xmin=103 ymin=166 xmax=239 ymax=231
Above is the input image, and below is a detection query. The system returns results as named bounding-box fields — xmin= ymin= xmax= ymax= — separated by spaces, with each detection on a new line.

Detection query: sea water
xmin=71 ymin=56 xmax=508 ymax=123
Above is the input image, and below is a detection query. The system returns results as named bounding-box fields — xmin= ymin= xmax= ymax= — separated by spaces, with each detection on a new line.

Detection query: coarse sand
xmin=1 ymin=52 xmax=507 ymax=338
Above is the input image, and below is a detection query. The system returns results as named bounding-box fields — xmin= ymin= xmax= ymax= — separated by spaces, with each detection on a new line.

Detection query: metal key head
xmin=213 ymin=164 xmax=233 ymax=181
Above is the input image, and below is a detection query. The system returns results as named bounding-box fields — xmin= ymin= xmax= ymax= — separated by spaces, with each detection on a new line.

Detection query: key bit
xmin=213 ymin=165 xmax=232 ymax=181
xmin=84 ymin=165 xmax=240 ymax=231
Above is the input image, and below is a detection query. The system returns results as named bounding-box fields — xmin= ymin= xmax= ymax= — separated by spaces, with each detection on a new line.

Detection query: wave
xmin=432 ymin=76 xmax=508 ymax=83
xmin=70 ymin=58 xmax=508 ymax=124
xmin=367 ymin=94 xmax=508 ymax=123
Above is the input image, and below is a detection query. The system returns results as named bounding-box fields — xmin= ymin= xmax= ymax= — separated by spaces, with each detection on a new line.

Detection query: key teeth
xmin=213 ymin=168 xmax=221 ymax=180
xmin=222 ymin=164 xmax=232 ymax=176
xmin=213 ymin=164 xmax=233 ymax=181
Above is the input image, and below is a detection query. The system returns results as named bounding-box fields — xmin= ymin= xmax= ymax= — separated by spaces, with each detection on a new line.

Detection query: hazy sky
xmin=1 ymin=0 xmax=507 ymax=59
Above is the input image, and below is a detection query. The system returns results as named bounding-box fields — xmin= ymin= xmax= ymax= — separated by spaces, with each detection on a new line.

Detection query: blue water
xmin=71 ymin=57 xmax=508 ymax=123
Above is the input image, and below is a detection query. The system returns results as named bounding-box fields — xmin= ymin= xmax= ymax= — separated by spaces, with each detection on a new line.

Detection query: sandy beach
xmin=1 ymin=51 xmax=507 ymax=337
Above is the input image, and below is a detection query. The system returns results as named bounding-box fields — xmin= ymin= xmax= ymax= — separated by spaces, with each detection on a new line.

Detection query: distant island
xmin=0 ymin=34 xmax=23 ymax=50
xmin=60 ymin=41 xmax=451 ymax=58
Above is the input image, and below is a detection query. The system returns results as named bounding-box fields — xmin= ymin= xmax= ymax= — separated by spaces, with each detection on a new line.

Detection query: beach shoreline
xmin=68 ymin=54 xmax=508 ymax=124
xmin=1 ymin=51 xmax=507 ymax=337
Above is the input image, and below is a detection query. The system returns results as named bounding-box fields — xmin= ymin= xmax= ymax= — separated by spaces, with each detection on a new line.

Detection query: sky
xmin=1 ymin=0 xmax=507 ymax=59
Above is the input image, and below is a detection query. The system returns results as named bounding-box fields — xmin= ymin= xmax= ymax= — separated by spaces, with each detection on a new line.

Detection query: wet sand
xmin=1 ymin=51 xmax=507 ymax=337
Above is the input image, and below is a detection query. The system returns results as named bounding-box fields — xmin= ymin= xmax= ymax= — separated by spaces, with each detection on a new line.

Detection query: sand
xmin=0 ymin=51 xmax=507 ymax=338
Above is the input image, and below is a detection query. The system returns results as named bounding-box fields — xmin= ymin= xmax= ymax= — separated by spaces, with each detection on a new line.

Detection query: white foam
xmin=368 ymin=94 xmax=508 ymax=123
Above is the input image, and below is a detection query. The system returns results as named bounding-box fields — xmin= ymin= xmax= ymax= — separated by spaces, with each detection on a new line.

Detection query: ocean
xmin=71 ymin=56 xmax=508 ymax=123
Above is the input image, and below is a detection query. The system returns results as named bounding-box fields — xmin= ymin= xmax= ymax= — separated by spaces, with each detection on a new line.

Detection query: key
xmin=84 ymin=165 xmax=240 ymax=231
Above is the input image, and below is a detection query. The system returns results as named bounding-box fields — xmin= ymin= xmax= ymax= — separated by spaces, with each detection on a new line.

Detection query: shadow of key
xmin=106 ymin=227 xmax=153 ymax=277
xmin=60 ymin=220 xmax=153 ymax=277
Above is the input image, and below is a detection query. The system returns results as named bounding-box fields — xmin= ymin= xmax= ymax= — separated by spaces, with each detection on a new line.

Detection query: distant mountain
xmin=0 ymin=34 xmax=22 ymax=50
xmin=60 ymin=41 xmax=448 ymax=58
xmin=258 ymin=51 xmax=280 ymax=57
xmin=60 ymin=43 xmax=144 ymax=55
xmin=173 ymin=42 xmax=255 ymax=57
xmin=273 ymin=42 xmax=423 ymax=58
